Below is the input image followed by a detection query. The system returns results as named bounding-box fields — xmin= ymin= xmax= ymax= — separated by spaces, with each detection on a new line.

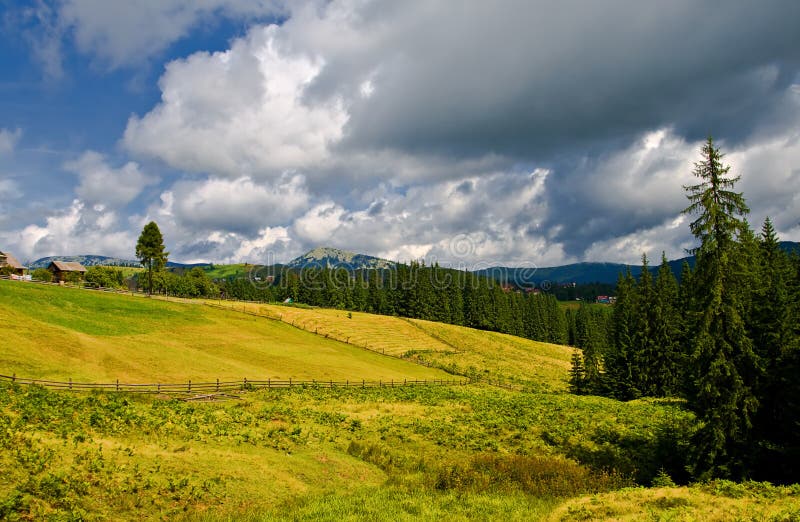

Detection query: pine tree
xmin=749 ymin=218 xmax=795 ymax=470
xmin=135 ymin=221 xmax=168 ymax=295
xmin=606 ymin=270 xmax=638 ymax=399
xmin=651 ymin=252 xmax=683 ymax=396
xmin=682 ymin=137 xmax=759 ymax=479
xmin=569 ymin=349 xmax=586 ymax=394
xmin=632 ymin=254 xmax=657 ymax=395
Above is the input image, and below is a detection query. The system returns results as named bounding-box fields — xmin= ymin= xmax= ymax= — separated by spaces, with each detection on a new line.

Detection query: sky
xmin=1 ymin=0 xmax=800 ymax=268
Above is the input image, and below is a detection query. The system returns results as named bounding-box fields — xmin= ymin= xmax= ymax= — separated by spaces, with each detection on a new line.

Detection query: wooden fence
xmin=0 ymin=373 xmax=469 ymax=395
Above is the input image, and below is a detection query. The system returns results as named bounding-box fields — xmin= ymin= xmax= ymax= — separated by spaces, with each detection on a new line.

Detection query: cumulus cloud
xmin=124 ymin=24 xmax=348 ymax=177
xmin=1 ymin=200 xmax=135 ymax=261
xmin=56 ymin=0 xmax=286 ymax=69
xmin=7 ymin=1 xmax=800 ymax=266
xmin=64 ymin=151 xmax=157 ymax=207
xmin=167 ymin=174 xmax=310 ymax=234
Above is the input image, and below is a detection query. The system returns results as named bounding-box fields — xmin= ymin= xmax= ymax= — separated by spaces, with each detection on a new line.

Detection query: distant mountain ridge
xmin=477 ymin=241 xmax=798 ymax=285
xmin=26 ymin=241 xmax=798 ymax=284
xmin=286 ymin=247 xmax=396 ymax=270
xmin=28 ymin=255 xmax=141 ymax=269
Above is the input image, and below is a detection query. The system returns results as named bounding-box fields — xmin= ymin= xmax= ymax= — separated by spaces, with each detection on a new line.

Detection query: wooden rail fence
xmin=0 ymin=374 xmax=469 ymax=395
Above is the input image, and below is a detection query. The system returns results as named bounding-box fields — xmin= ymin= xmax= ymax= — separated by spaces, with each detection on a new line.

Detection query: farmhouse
xmin=48 ymin=261 xmax=87 ymax=282
xmin=0 ymin=251 xmax=26 ymax=276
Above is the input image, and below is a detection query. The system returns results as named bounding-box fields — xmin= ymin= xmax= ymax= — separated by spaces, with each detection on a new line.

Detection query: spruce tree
xmin=682 ymin=137 xmax=759 ymax=479
xmin=632 ymin=254 xmax=657 ymax=395
xmin=651 ymin=252 xmax=683 ymax=396
xmin=569 ymin=349 xmax=586 ymax=394
xmin=749 ymin=218 xmax=795 ymax=469
xmin=135 ymin=221 xmax=168 ymax=295
xmin=606 ymin=270 xmax=638 ymax=399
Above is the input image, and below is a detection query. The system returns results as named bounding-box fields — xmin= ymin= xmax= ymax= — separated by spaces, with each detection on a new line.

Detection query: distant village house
xmin=0 ymin=251 xmax=26 ymax=276
xmin=48 ymin=261 xmax=87 ymax=283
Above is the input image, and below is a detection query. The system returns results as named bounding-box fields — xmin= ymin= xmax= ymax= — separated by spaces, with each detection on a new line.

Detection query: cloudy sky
xmin=1 ymin=0 xmax=799 ymax=267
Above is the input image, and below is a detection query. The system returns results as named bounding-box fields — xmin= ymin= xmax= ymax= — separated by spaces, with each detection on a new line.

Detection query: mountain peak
xmin=287 ymin=247 xmax=395 ymax=270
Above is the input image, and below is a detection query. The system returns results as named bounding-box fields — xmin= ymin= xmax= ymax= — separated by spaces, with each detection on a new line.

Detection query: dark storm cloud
xmin=333 ymin=1 xmax=800 ymax=160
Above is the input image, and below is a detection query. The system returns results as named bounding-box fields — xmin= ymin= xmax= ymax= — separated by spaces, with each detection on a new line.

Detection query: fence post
xmin=244 ymin=377 xmax=248 ymax=390
xmin=268 ymin=378 xmax=271 ymax=389
xmin=216 ymin=378 xmax=220 ymax=392
xmin=116 ymin=379 xmax=119 ymax=392
xmin=362 ymin=379 xmax=365 ymax=388
xmin=12 ymin=373 xmax=15 ymax=383
xmin=69 ymin=378 xmax=72 ymax=390
xmin=157 ymin=383 xmax=161 ymax=393
xmin=289 ymin=377 xmax=292 ymax=387
xmin=188 ymin=380 xmax=191 ymax=393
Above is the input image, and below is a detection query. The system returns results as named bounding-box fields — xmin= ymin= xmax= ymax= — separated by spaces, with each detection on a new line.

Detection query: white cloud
xmin=64 ymin=151 xmax=157 ymax=207
xmin=2 ymin=200 xmax=135 ymax=261
xmin=124 ymin=24 xmax=348 ymax=177
xmin=58 ymin=0 xmax=286 ymax=68
xmin=0 ymin=128 xmax=22 ymax=155
xmin=169 ymin=173 xmax=310 ymax=232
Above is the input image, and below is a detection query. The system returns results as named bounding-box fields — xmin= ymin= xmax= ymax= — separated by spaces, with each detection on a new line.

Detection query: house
xmin=0 ymin=251 xmax=26 ymax=276
xmin=48 ymin=261 xmax=87 ymax=283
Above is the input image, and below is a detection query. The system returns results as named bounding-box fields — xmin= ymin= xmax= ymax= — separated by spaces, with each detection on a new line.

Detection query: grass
xmin=203 ymin=264 xmax=255 ymax=280
xmin=2 ymin=383 xmax=795 ymax=521
xmin=407 ymin=319 xmax=573 ymax=391
xmin=2 ymin=279 xmax=798 ymax=520
xmin=206 ymin=301 xmax=573 ymax=391
xmin=0 ymin=280 xmax=448 ymax=383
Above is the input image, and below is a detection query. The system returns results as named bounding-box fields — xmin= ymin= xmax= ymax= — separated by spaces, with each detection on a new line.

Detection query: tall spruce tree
xmin=682 ymin=137 xmax=759 ymax=479
xmin=632 ymin=254 xmax=657 ymax=395
xmin=749 ymin=218 xmax=795 ymax=474
xmin=606 ymin=270 xmax=638 ymax=399
xmin=651 ymin=252 xmax=683 ymax=396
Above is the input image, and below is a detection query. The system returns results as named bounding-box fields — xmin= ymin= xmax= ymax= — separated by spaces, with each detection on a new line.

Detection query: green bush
xmin=85 ymin=266 xmax=125 ymax=288
xmin=31 ymin=268 xmax=52 ymax=282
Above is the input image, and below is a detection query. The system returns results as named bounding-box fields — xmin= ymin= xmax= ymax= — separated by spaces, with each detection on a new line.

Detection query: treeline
xmin=570 ymin=138 xmax=800 ymax=483
xmin=225 ymin=264 xmax=570 ymax=345
xmin=137 ymin=267 xmax=220 ymax=298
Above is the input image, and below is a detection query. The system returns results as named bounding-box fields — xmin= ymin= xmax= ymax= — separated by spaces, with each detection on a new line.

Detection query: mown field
xmin=0 ymin=280 xmax=446 ymax=383
xmin=205 ymin=302 xmax=573 ymax=391
xmin=1 ymin=279 xmax=799 ymax=520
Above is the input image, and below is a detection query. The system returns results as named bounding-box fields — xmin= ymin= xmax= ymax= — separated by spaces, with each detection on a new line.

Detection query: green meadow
xmin=1 ymin=279 xmax=798 ymax=520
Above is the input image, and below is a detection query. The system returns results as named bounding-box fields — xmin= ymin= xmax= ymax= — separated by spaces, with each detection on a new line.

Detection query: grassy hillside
xmin=2 ymin=279 xmax=798 ymax=520
xmin=205 ymin=301 xmax=574 ymax=391
xmin=407 ymin=319 xmax=572 ymax=391
xmin=0 ymin=280 xmax=447 ymax=383
xmin=2 ymin=382 xmax=797 ymax=521
xmin=202 ymin=263 xmax=254 ymax=280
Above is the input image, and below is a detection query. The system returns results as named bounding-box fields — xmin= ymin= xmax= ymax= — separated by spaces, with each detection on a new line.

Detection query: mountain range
xmin=26 ymin=241 xmax=798 ymax=285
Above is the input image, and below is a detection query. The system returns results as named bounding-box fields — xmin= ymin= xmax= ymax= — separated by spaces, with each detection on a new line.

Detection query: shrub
xmin=433 ymin=454 xmax=632 ymax=497
xmin=85 ymin=266 xmax=125 ymax=288
xmin=31 ymin=268 xmax=52 ymax=282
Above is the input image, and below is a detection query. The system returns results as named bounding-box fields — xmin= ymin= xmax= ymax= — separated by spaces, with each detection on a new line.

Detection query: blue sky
xmin=1 ymin=1 xmax=800 ymax=266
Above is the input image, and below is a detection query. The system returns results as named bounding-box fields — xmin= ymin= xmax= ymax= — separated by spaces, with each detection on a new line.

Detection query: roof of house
xmin=48 ymin=260 xmax=87 ymax=272
xmin=0 ymin=251 xmax=26 ymax=269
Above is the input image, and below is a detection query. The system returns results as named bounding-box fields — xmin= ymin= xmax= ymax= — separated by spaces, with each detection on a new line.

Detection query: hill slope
xmin=0 ymin=280 xmax=447 ymax=383
xmin=205 ymin=301 xmax=574 ymax=391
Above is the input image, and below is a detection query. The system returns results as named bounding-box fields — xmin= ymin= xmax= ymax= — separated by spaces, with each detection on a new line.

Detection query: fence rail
xmin=0 ymin=373 xmax=469 ymax=395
